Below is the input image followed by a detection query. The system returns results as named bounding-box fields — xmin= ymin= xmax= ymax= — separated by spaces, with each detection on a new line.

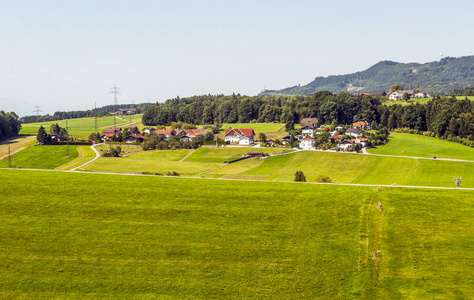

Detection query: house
xmin=337 ymin=139 xmax=355 ymax=151
xmin=102 ymin=127 xmax=122 ymax=135
xmin=353 ymin=121 xmax=370 ymax=130
xmin=281 ymin=135 xmax=293 ymax=145
xmin=301 ymin=125 xmax=316 ymax=137
xmin=116 ymin=108 xmax=137 ymax=115
xmin=155 ymin=129 xmax=179 ymax=138
xmin=353 ymin=138 xmax=368 ymax=147
xmin=299 ymin=138 xmax=315 ymax=150
xmin=142 ymin=127 xmax=156 ymax=135
xmin=183 ymin=129 xmax=207 ymax=138
xmin=51 ymin=133 xmax=65 ymax=142
xmin=335 ymin=126 xmax=343 ymax=131
xmin=388 ymin=90 xmax=415 ymax=100
xmin=300 ymin=117 xmax=318 ymax=128
xmin=414 ymin=91 xmax=429 ymax=98
xmin=125 ymin=134 xmax=148 ymax=143
xmin=329 ymin=135 xmax=342 ymax=143
xmin=224 ymin=129 xmax=255 ymax=145
xmin=345 ymin=128 xmax=363 ymax=138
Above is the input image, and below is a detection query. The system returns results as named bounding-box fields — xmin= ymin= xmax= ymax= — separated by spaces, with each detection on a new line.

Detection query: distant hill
xmin=261 ymin=56 xmax=474 ymax=96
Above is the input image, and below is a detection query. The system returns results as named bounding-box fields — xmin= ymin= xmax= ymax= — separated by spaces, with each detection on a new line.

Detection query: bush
xmin=294 ymin=170 xmax=306 ymax=182
xmin=166 ymin=171 xmax=180 ymax=176
xmin=316 ymin=175 xmax=332 ymax=183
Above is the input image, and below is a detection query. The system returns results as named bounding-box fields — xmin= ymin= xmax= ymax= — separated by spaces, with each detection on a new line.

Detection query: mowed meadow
xmin=0 ymin=169 xmax=472 ymax=298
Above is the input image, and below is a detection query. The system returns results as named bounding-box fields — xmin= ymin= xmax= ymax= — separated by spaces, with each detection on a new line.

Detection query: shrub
xmin=294 ymin=170 xmax=306 ymax=182
xmin=316 ymin=175 xmax=332 ymax=183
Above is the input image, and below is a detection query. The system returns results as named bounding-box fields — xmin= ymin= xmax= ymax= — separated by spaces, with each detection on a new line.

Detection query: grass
xmin=185 ymin=147 xmax=290 ymax=163
xmin=383 ymin=96 xmax=474 ymax=106
xmin=0 ymin=135 xmax=37 ymax=159
xmin=0 ymin=169 xmax=472 ymax=298
xmin=368 ymin=132 xmax=474 ymax=161
xmin=20 ymin=114 xmax=144 ymax=140
xmin=0 ymin=145 xmax=80 ymax=169
xmin=54 ymin=146 xmax=96 ymax=170
xmin=81 ymin=149 xmax=221 ymax=175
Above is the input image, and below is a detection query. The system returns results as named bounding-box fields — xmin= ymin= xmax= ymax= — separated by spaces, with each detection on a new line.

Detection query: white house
xmin=345 ymin=128 xmax=363 ymax=138
xmin=353 ymin=138 xmax=368 ymax=147
xmin=337 ymin=140 xmax=354 ymax=151
xmin=299 ymin=138 xmax=315 ymax=150
xmin=301 ymin=125 xmax=315 ymax=137
xmin=142 ymin=127 xmax=156 ymax=135
xmin=414 ymin=91 xmax=429 ymax=98
xmin=335 ymin=126 xmax=343 ymax=131
xmin=224 ymin=128 xmax=255 ymax=145
xmin=388 ymin=90 xmax=415 ymax=100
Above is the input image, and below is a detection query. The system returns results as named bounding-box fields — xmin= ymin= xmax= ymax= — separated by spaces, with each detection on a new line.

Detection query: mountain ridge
xmin=260 ymin=56 xmax=474 ymax=95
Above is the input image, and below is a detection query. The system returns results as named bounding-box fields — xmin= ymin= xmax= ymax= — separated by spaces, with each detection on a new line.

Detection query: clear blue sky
xmin=1 ymin=0 xmax=473 ymax=116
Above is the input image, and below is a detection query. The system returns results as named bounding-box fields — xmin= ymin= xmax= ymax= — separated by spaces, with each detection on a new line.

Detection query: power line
xmin=111 ymin=84 xmax=120 ymax=126
xmin=33 ymin=103 xmax=42 ymax=116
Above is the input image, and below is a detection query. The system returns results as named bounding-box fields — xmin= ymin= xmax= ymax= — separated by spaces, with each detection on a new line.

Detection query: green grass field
xmin=0 ymin=169 xmax=472 ymax=298
xmin=0 ymin=145 xmax=80 ymax=169
xmin=383 ymin=96 xmax=474 ymax=106
xmin=20 ymin=114 xmax=144 ymax=140
xmin=54 ymin=146 xmax=96 ymax=170
xmin=185 ymin=147 xmax=291 ymax=163
xmin=368 ymin=132 xmax=474 ymax=161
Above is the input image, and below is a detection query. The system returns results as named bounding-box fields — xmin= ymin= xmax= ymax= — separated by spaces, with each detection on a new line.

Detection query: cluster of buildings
xmin=352 ymin=90 xmax=430 ymax=100
xmin=100 ymin=127 xmax=209 ymax=143
xmin=297 ymin=118 xmax=369 ymax=151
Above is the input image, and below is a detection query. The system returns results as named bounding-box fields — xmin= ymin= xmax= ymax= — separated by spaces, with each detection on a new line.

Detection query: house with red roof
xmin=353 ymin=121 xmax=370 ymax=130
xmin=125 ymin=134 xmax=149 ymax=143
xmin=299 ymin=138 xmax=315 ymax=150
xmin=224 ymin=128 xmax=255 ymax=145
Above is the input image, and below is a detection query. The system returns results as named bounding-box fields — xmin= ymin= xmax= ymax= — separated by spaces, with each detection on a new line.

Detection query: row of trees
xmin=142 ymin=92 xmax=474 ymax=146
xmin=0 ymin=111 xmax=22 ymax=141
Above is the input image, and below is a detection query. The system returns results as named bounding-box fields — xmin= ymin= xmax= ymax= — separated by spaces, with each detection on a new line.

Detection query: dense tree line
xmin=0 ymin=111 xmax=22 ymax=141
xmin=142 ymin=92 xmax=474 ymax=146
xmin=20 ymin=103 xmax=154 ymax=123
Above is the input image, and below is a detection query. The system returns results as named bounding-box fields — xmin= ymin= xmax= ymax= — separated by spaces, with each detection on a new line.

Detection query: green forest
xmin=142 ymin=92 xmax=474 ymax=146
xmin=263 ymin=56 xmax=474 ymax=95
xmin=0 ymin=111 xmax=22 ymax=141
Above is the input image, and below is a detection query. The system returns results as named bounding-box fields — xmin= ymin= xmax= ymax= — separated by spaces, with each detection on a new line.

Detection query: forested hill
xmin=261 ymin=56 xmax=474 ymax=96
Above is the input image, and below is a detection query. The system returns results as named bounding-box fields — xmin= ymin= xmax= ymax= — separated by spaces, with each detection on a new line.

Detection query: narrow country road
xmin=71 ymin=144 xmax=101 ymax=171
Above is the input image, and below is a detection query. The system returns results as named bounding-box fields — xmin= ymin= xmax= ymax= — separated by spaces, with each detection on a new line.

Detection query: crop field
xmin=0 ymin=169 xmax=472 ymax=298
xmin=368 ymin=132 xmax=474 ymax=161
xmin=20 ymin=114 xmax=143 ymax=140
xmin=0 ymin=135 xmax=37 ymax=160
xmin=0 ymin=145 xmax=80 ymax=169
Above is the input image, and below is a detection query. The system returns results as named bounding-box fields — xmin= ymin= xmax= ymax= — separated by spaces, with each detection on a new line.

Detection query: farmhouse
xmin=300 ymin=117 xmax=318 ymax=128
xmin=102 ymin=127 xmax=122 ymax=135
xmin=125 ymin=134 xmax=148 ymax=143
xmin=51 ymin=133 xmax=65 ymax=142
xmin=345 ymin=128 xmax=363 ymax=138
xmin=183 ymin=129 xmax=207 ymax=138
xmin=388 ymin=90 xmax=415 ymax=100
xmin=142 ymin=127 xmax=156 ymax=135
xmin=301 ymin=125 xmax=316 ymax=137
xmin=337 ymin=140 xmax=354 ymax=151
xmin=329 ymin=135 xmax=342 ymax=143
xmin=115 ymin=108 xmax=137 ymax=115
xmin=353 ymin=138 xmax=368 ymax=147
xmin=155 ymin=129 xmax=179 ymax=138
xmin=224 ymin=128 xmax=255 ymax=145
xmin=353 ymin=121 xmax=370 ymax=130
xmin=299 ymin=138 xmax=315 ymax=150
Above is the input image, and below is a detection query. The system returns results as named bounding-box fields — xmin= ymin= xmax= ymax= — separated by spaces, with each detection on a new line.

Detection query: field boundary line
xmin=1 ymin=168 xmax=473 ymax=191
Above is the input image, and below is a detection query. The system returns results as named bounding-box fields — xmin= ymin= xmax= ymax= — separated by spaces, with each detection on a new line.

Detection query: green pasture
xmin=368 ymin=132 xmax=474 ymax=161
xmin=383 ymin=96 xmax=474 ymax=106
xmin=185 ymin=147 xmax=290 ymax=163
xmin=0 ymin=169 xmax=472 ymax=298
xmin=0 ymin=145 xmax=79 ymax=169
xmin=81 ymin=149 xmax=220 ymax=175
xmin=54 ymin=146 xmax=96 ymax=170
xmin=20 ymin=114 xmax=144 ymax=140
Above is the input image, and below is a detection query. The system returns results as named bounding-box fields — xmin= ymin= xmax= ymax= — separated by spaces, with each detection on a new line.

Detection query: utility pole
xmin=8 ymin=146 xmax=11 ymax=168
xmin=94 ymin=102 xmax=98 ymax=136
xmin=111 ymin=84 xmax=120 ymax=126
xmin=33 ymin=103 xmax=42 ymax=116
xmin=65 ymin=119 xmax=71 ymax=157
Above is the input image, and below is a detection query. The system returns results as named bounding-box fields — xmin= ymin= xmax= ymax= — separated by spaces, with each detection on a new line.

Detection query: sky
xmin=1 ymin=0 xmax=474 ymax=116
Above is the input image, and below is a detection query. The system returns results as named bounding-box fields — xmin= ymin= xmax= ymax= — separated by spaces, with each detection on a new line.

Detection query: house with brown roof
xmin=300 ymin=117 xmax=318 ymax=128
xmin=224 ymin=129 xmax=255 ymax=145
xmin=155 ymin=129 xmax=179 ymax=138
xmin=125 ymin=134 xmax=148 ymax=143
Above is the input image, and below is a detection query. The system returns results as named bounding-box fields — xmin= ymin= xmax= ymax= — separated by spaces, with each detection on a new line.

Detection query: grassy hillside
xmin=54 ymin=146 xmax=96 ymax=171
xmin=368 ymin=132 xmax=474 ymax=161
xmin=0 ymin=169 xmax=472 ymax=298
xmin=0 ymin=145 xmax=80 ymax=169
xmin=20 ymin=114 xmax=143 ymax=140
xmin=262 ymin=56 xmax=474 ymax=95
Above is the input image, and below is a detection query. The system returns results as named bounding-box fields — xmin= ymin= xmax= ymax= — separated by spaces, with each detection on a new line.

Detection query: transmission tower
xmin=65 ymin=119 xmax=71 ymax=157
xmin=111 ymin=84 xmax=120 ymax=126
xmin=33 ymin=103 xmax=42 ymax=116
